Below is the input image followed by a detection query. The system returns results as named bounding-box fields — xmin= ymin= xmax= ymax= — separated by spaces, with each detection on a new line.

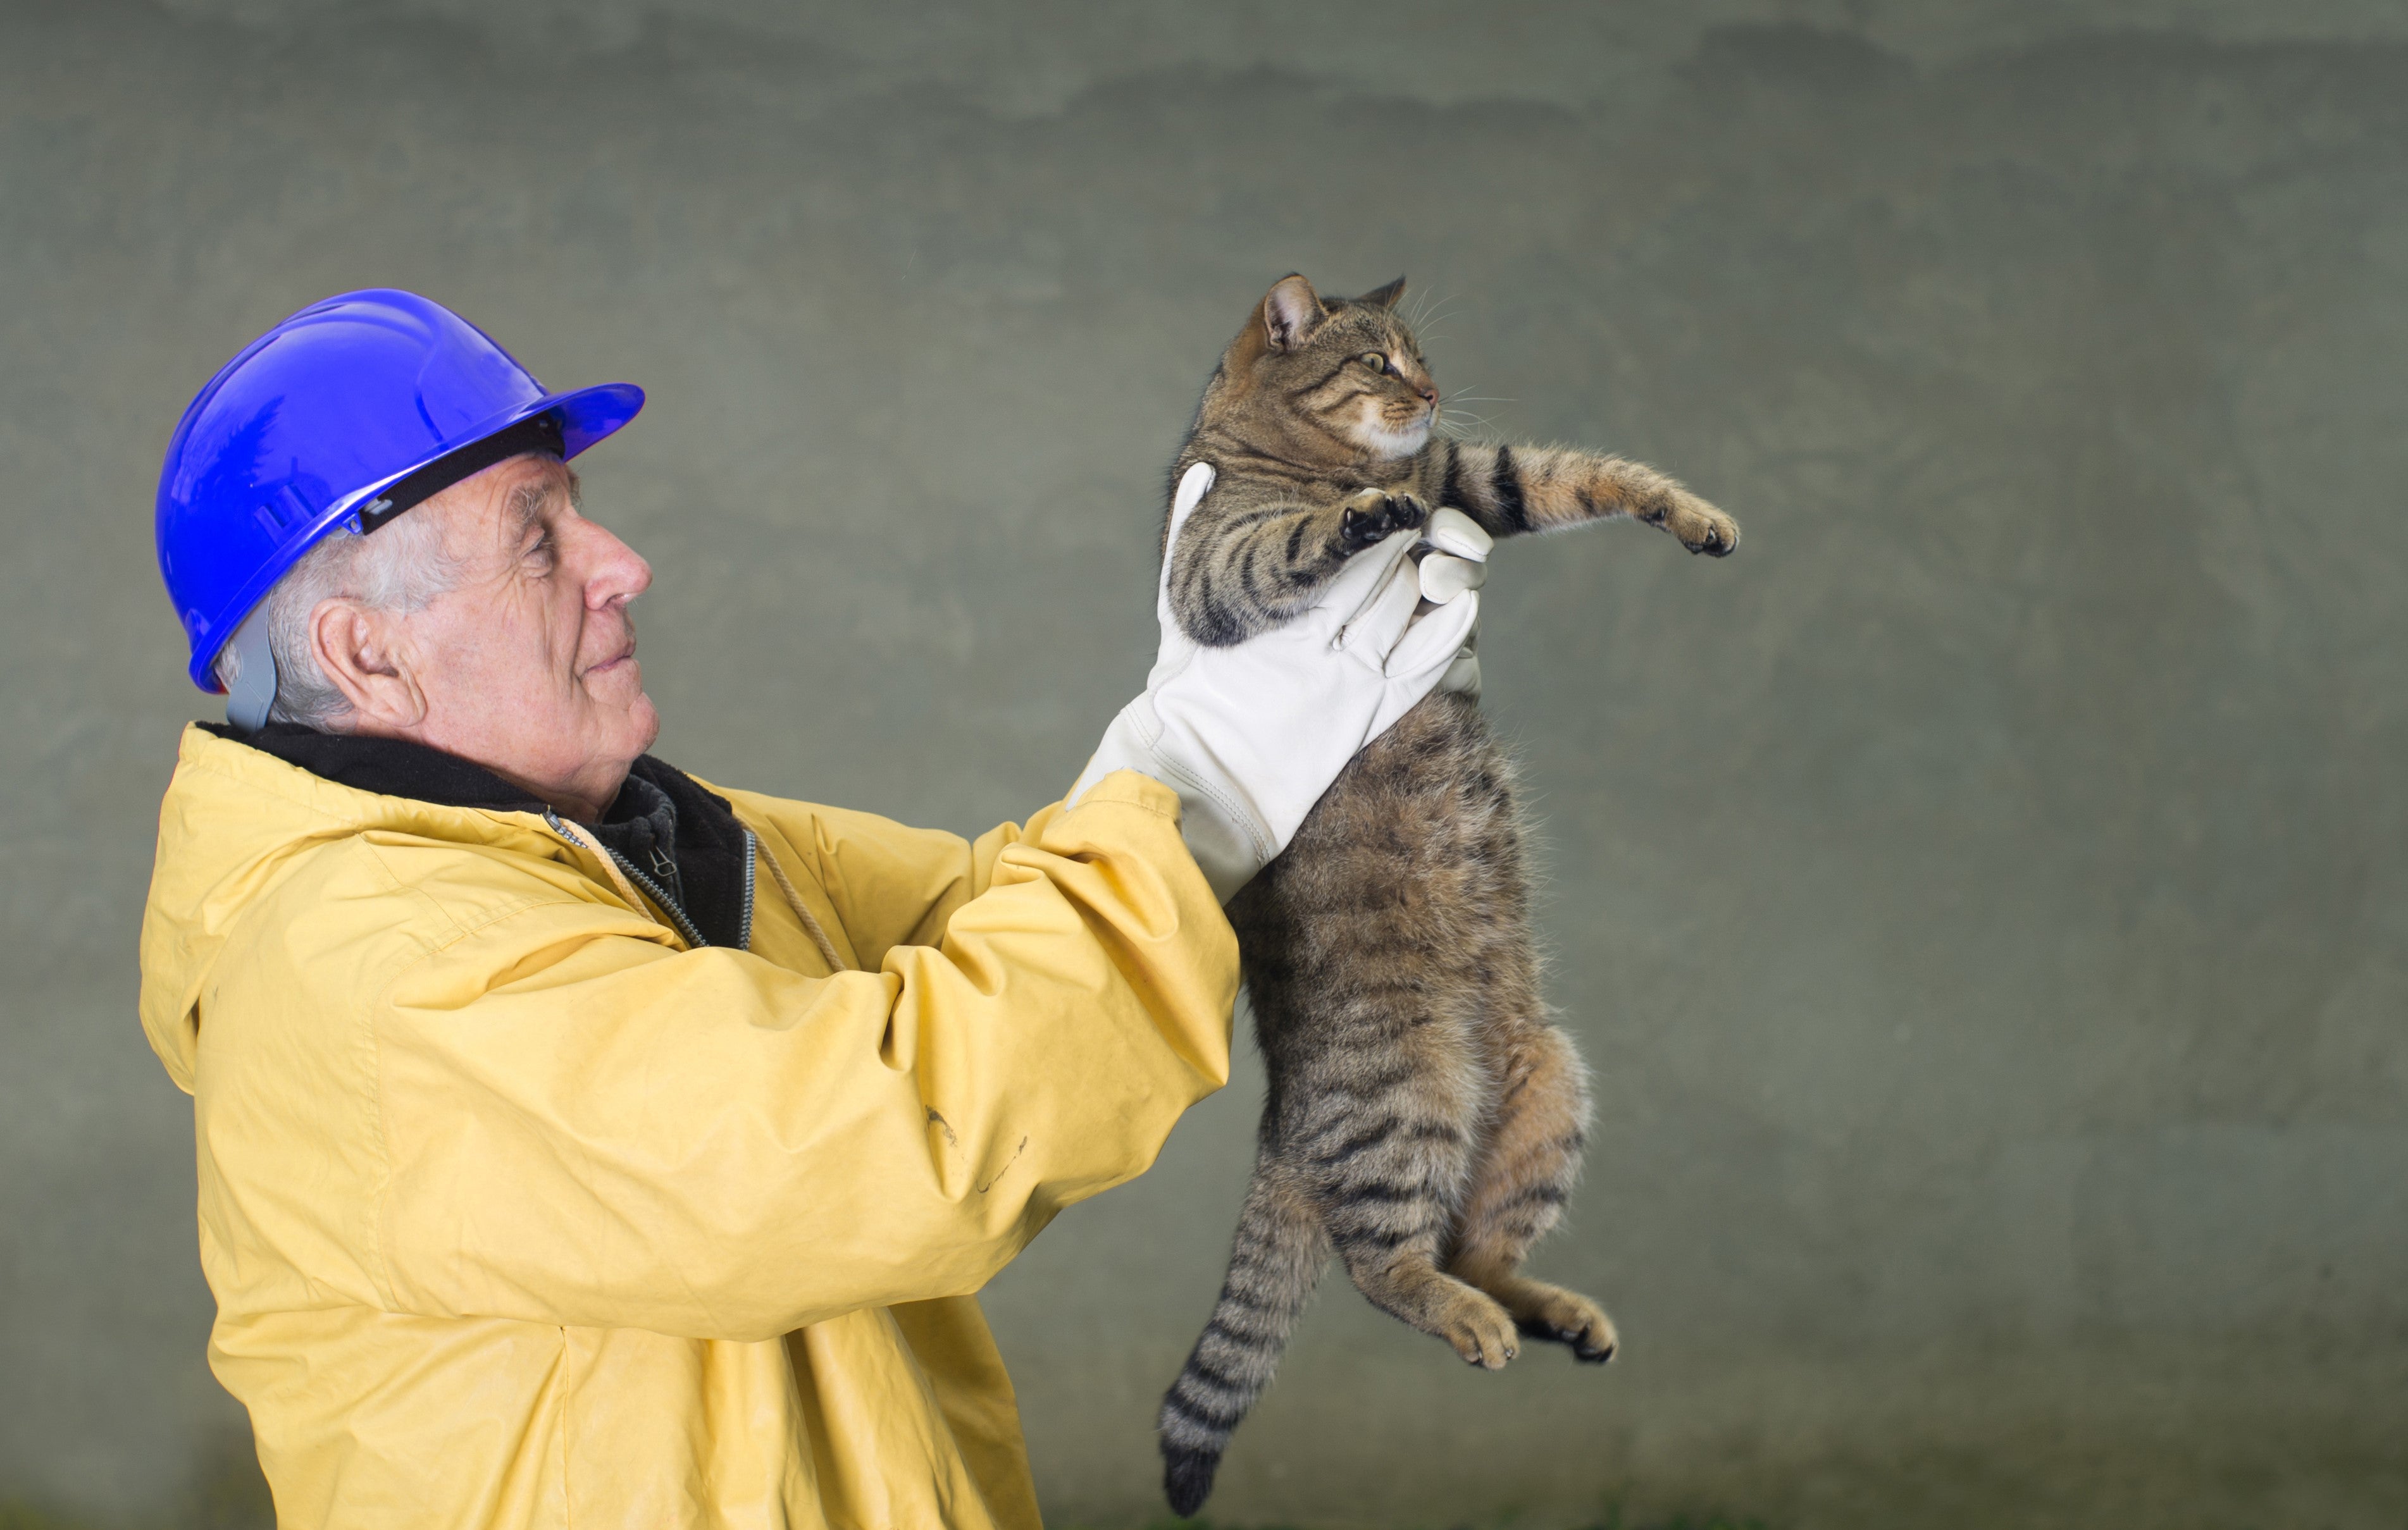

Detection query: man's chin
xmin=623 ymin=691 xmax=663 ymax=756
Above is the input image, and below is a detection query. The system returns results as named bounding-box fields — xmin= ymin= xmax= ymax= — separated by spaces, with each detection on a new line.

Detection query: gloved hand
xmin=1071 ymin=462 xmax=1484 ymax=903
xmin=1393 ymin=504 xmax=1491 ymax=731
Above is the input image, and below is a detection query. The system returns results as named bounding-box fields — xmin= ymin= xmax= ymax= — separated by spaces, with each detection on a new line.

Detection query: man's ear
xmin=1359 ymin=275 xmax=1407 ymax=310
xmin=309 ymin=598 xmax=426 ymax=732
xmin=1261 ymin=274 xmax=1326 ymax=352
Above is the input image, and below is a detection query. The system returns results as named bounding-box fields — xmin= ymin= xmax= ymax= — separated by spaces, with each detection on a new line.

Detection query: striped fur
xmin=1153 ymin=276 xmax=1737 ymax=1518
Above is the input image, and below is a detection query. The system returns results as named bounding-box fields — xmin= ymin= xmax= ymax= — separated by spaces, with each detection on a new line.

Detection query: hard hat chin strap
xmin=225 ymin=605 xmax=279 ymax=733
xmin=354 ymin=412 xmax=564 ymax=534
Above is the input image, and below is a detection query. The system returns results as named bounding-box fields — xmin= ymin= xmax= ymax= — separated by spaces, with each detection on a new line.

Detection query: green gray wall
xmin=3 ymin=3 xmax=2404 ymax=1526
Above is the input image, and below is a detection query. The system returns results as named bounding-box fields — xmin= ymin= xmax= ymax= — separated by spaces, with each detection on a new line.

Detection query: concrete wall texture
xmin=3 ymin=3 xmax=2404 ymax=1526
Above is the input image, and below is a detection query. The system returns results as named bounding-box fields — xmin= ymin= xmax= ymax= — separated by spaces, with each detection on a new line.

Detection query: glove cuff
xmin=1072 ymin=704 xmax=1272 ymax=904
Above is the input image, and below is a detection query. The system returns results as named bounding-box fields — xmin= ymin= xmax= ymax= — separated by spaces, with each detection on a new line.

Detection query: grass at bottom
xmin=3 ymin=1495 xmax=1774 ymax=1530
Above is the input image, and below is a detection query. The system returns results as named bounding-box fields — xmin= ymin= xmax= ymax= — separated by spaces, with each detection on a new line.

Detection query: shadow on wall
xmin=0 ymin=1428 xmax=267 ymax=1530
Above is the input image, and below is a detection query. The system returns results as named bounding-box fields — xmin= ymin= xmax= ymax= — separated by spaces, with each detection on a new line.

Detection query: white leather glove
xmin=1071 ymin=462 xmax=1484 ymax=903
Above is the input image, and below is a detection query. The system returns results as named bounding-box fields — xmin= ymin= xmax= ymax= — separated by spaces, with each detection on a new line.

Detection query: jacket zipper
xmin=545 ymin=808 xmax=711 ymax=950
xmin=738 ymin=828 xmax=757 ymax=951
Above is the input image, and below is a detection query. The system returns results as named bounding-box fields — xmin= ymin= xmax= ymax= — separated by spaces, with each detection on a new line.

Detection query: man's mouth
xmin=585 ymin=640 xmax=638 ymax=676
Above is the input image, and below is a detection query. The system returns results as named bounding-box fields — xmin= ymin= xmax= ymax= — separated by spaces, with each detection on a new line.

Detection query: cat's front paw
xmin=1667 ymin=491 xmax=1739 ymax=557
xmin=1339 ymin=488 xmax=1430 ymax=552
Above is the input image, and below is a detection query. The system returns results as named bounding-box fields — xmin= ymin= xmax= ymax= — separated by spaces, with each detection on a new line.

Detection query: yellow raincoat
xmin=137 ymin=724 xmax=1238 ymax=1528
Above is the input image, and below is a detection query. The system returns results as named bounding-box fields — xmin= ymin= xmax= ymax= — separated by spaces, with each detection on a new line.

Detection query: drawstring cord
xmin=754 ymin=834 xmax=848 ymax=973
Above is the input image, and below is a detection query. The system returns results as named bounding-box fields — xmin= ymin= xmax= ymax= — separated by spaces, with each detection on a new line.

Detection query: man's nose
xmin=573 ymin=517 xmax=653 ymax=606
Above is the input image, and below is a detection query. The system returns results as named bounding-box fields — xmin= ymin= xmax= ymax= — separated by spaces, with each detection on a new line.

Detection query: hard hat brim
xmin=185 ymin=381 xmax=645 ymax=693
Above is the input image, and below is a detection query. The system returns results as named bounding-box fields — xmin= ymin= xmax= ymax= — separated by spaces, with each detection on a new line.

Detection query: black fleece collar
xmin=204 ymin=722 xmax=753 ymax=949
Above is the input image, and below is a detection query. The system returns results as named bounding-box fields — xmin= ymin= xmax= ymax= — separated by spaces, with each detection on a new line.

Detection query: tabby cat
xmin=1153 ymin=273 xmax=1739 ymax=1517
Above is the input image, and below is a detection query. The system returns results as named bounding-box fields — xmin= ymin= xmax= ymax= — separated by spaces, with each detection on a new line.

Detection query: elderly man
xmin=139 ymin=290 xmax=1480 ymax=1527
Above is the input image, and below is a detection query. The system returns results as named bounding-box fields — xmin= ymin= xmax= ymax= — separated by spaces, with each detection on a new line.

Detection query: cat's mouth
xmin=1351 ymin=400 xmax=1436 ymax=460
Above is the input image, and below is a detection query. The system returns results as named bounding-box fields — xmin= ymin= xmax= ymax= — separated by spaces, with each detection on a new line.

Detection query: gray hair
xmin=214 ymin=507 xmax=464 ymax=731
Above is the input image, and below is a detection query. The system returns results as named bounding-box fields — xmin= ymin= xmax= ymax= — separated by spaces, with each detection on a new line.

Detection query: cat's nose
xmin=1416 ymin=384 xmax=1438 ymax=404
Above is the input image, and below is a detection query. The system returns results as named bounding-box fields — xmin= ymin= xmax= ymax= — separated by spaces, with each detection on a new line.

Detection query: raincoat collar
xmin=194 ymin=722 xmax=754 ymax=949
xmin=202 ymin=720 xmax=545 ymax=811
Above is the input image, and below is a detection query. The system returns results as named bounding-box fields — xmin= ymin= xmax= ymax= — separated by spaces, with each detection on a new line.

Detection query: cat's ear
xmin=1360 ymin=275 xmax=1407 ymax=310
xmin=1261 ymin=274 xmax=1326 ymax=352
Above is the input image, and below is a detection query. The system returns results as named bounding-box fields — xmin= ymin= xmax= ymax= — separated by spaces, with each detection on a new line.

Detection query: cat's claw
xmin=1340 ymin=488 xmax=1430 ymax=552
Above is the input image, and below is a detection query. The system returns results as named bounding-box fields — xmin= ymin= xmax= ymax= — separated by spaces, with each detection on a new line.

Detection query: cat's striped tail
xmin=1157 ymin=1158 xmax=1328 ymax=1517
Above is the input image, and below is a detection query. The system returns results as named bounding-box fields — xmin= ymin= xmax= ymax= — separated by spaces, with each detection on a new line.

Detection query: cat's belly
xmin=1279 ymin=689 xmax=1523 ymax=896
xmin=1227 ymin=691 xmax=1534 ymax=1055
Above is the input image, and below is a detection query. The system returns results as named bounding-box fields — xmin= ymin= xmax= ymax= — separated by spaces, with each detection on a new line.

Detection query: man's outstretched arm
xmin=204 ymin=770 xmax=1233 ymax=1343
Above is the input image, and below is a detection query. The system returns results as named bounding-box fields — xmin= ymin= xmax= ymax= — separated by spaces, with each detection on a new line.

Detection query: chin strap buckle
xmin=224 ymin=605 xmax=278 ymax=732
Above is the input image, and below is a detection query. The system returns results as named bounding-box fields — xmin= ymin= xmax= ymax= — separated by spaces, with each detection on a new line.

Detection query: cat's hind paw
xmin=1511 ymin=1285 xmax=1620 ymax=1364
xmin=1436 ymin=1288 xmax=1522 ymax=1370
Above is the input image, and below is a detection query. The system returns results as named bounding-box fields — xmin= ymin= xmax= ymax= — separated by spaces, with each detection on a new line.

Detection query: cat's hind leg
xmin=1450 ymin=1009 xmax=1618 ymax=1363
xmin=1306 ymin=1027 xmax=1522 ymax=1371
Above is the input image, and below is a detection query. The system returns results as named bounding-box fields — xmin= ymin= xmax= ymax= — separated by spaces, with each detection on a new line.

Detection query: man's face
xmin=373 ymin=452 xmax=659 ymax=818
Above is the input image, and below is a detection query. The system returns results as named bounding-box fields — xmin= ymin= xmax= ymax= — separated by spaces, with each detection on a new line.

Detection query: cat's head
xmin=1205 ymin=273 xmax=1438 ymax=463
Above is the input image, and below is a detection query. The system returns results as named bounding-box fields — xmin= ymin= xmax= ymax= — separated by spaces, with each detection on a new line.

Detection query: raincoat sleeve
xmin=357 ymin=769 xmax=1236 ymax=1342
xmin=719 ymin=782 xmax=1050 ymax=973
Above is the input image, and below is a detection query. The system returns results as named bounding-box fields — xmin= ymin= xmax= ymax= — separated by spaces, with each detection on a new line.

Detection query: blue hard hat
xmin=156 ymin=288 xmax=645 ymax=694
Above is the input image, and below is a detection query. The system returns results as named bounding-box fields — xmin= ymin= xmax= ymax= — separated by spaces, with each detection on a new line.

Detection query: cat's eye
xmin=1360 ymin=351 xmax=1391 ymax=374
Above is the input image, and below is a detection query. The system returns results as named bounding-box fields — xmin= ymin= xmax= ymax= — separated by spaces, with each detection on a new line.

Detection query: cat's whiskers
xmin=1442 ymin=386 xmax=1513 ymax=407
xmin=1403 ymin=289 xmax=1459 ymax=333
xmin=1437 ymin=410 xmax=1504 ymax=436
xmin=1436 ymin=386 xmax=1511 ymax=437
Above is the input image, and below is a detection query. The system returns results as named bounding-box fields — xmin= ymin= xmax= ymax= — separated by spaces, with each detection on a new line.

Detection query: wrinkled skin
xmin=306 ymin=452 xmax=659 ymax=822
